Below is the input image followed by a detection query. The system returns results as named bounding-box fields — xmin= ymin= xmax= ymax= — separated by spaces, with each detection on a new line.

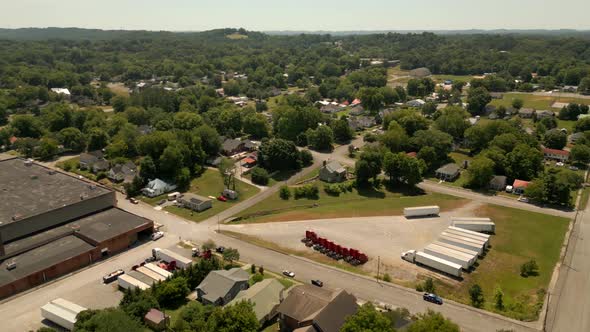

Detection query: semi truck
xmin=152 ymin=248 xmax=193 ymax=269
xmin=40 ymin=298 xmax=87 ymax=331
xmin=401 ymin=250 xmax=462 ymax=278
xmin=403 ymin=206 xmax=440 ymax=218
xmin=438 ymin=234 xmax=484 ymax=254
xmin=144 ymin=262 xmax=173 ymax=278
xmin=433 ymin=241 xmax=479 ymax=257
xmin=117 ymin=274 xmax=150 ymax=291
xmin=136 ymin=266 xmax=167 ymax=282
xmin=444 ymin=229 xmax=489 ymax=248
xmin=423 ymin=244 xmax=475 ymax=269
xmin=451 ymin=218 xmax=495 ymax=233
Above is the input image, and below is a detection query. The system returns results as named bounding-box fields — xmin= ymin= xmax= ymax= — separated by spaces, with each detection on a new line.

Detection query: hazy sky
xmin=2 ymin=0 xmax=590 ymax=31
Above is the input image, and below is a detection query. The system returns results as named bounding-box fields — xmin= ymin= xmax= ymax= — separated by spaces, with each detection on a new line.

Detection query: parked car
xmin=518 ymin=196 xmax=529 ymax=203
xmin=151 ymin=231 xmax=164 ymax=241
xmin=423 ymin=293 xmax=443 ymax=305
xmin=216 ymin=246 xmax=225 ymax=253
xmin=569 ymin=166 xmax=579 ymax=171
xmin=283 ymin=270 xmax=295 ymax=278
xmin=217 ymin=195 xmax=227 ymax=202
xmin=311 ymin=279 xmax=323 ymax=287
xmin=556 ymin=162 xmax=565 ymax=167
xmin=129 ymin=197 xmax=139 ymax=204
xmin=191 ymin=247 xmax=200 ymax=257
xmin=103 ymin=269 xmax=125 ymax=284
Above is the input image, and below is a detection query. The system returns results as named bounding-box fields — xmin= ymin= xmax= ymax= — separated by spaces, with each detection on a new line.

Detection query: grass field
xmin=233 ymin=180 xmax=468 ymax=223
xmin=55 ymin=157 xmax=98 ymax=181
xmin=579 ymin=187 xmax=590 ymax=210
xmin=429 ymin=204 xmax=570 ymax=321
xmin=160 ymin=169 xmax=260 ymax=222
xmin=490 ymin=92 xmax=589 ymax=111
xmin=106 ymin=82 xmax=130 ymax=97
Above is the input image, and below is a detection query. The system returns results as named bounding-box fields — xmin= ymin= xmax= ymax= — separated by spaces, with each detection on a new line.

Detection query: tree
xmin=307 ymin=125 xmax=334 ymax=151
xmin=467 ymin=87 xmax=492 ymax=115
xmin=251 ymin=167 xmax=270 ymax=185
xmin=417 ymin=146 xmax=438 ymax=171
xmin=154 ymin=276 xmax=190 ymax=307
xmin=206 ymin=301 xmax=260 ymax=332
xmin=222 ymin=248 xmax=240 ymax=264
xmin=139 ymin=156 xmax=157 ymax=181
xmin=520 ymin=259 xmax=539 ymax=277
xmin=359 ymin=148 xmax=383 ymax=183
xmin=243 ymin=113 xmax=270 ymax=139
xmin=73 ymin=308 xmax=144 ymax=332
xmin=279 ymin=186 xmax=291 ymax=200
xmin=159 ymin=144 xmax=184 ymax=179
xmin=434 ymin=107 xmax=470 ymax=139
xmin=332 ymin=119 xmax=354 ymax=143
xmin=87 ymin=128 xmax=109 ymax=151
xmin=505 ymin=144 xmax=543 ymax=181
xmin=465 ymin=156 xmax=495 ymax=188
xmin=173 ymin=111 xmax=203 ymax=130
xmin=424 ymin=277 xmax=435 ymax=293
xmin=494 ymin=286 xmax=505 ymax=310
xmin=408 ymin=310 xmax=460 ymax=332
xmin=543 ymin=130 xmax=567 ymax=149
xmin=380 ymin=122 xmax=409 ymax=153
xmin=341 ymin=303 xmax=395 ymax=332
xmin=575 ymin=117 xmax=590 ymax=132
xmin=571 ymin=144 xmax=590 ymax=164
xmin=120 ymin=288 xmax=159 ymax=320
xmin=59 ymin=127 xmax=86 ymax=152
xmin=382 ymin=152 xmax=423 ymax=186
xmin=469 ymin=284 xmax=484 ymax=308
xmin=259 ymin=138 xmax=301 ymax=171
xmin=511 ymin=98 xmax=524 ymax=110
xmin=111 ymin=95 xmax=128 ymax=113
xmin=34 ymin=138 xmax=59 ymax=160
xmin=579 ymin=76 xmax=590 ymax=95
xmin=358 ymin=87 xmax=384 ymax=112
xmin=10 ymin=114 xmax=44 ymax=138
xmin=355 ymin=160 xmax=372 ymax=187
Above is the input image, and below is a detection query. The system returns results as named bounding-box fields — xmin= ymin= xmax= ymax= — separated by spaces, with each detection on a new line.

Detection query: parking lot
xmin=222 ymin=202 xmax=482 ymax=281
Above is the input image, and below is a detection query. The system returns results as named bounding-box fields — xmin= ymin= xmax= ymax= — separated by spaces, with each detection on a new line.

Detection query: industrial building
xmin=0 ymin=158 xmax=154 ymax=299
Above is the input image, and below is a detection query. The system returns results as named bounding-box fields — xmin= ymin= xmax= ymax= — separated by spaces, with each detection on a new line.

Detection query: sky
xmin=2 ymin=0 xmax=590 ymax=31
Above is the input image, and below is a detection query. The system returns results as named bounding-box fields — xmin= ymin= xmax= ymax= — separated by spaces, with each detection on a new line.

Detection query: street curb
xmin=218 ymin=230 xmax=539 ymax=331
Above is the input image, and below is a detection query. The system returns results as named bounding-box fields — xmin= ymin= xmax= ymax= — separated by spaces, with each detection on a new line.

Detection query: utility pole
xmin=377 ymin=255 xmax=380 ymax=280
xmin=217 ymin=215 xmax=220 ymax=233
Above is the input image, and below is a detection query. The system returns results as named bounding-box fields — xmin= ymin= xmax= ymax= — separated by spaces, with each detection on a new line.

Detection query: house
xmin=107 ymin=161 xmax=137 ymax=183
xmin=227 ymin=278 xmax=286 ymax=325
xmin=406 ymin=152 xmax=417 ymax=158
xmin=489 ymin=175 xmax=507 ymax=191
xmin=349 ymin=105 xmax=366 ymax=116
xmin=50 ymin=88 xmax=71 ymax=97
xmin=243 ymin=140 xmax=259 ymax=152
xmin=195 ymin=268 xmax=249 ymax=305
xmin=319 ymin=160 xmax=347 ymax=183
xmin=276 ymin=285 xmax=358 ymax=332
xmin=79 ymin=151 xmax=109 ymax=173
xmin=563 ymin=85 xmax=578 ymax=93
xmin=144 ymin=308 xmax=169 ymax=331
xmin=242 ymin=157 xmax=257 ymax=168
xmin=320 ymin=104 xmax=341 ymax=114
xmin=435 ymin=163 xmax=461 ymax=181
xmin=536 ymin=110 xmax=555 ymax=119
xmin=468 ymin=117 xmax=480 ymax=125
xmin=142 ymin=178 xmax=177 ymax=197
xmin=221 ymin=138 xmax=245 ymax=156
xmin=543 ymin=147 xmax=570 ymax=162
xmin=518 ymin=108 xmax=535 ymax=118
xmin=569 ymin=132 xmax=585 ymax=144
xmin=406 ymin=99 xmax=426 ymax=108
xmin=351 ymin=98 xmax=361 ymax=106
xmin=347 ymin=116 xmax=376 ymax=131
xmin=177 ymin=193 xmax=212 ymax=212
xmin=512 ymin=179 xmax=530 ymax=195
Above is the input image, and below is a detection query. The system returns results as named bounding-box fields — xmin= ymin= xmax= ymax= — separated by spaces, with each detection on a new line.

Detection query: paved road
xmin=546 ymin=198 xmax=590 ymax=331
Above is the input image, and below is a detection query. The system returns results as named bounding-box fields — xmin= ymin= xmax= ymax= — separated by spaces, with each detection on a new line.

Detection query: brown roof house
xmin=195 ymin=268 xmax=249 ymax=305
xmin=144 ymin=308 xmax=170 ymax=331
xmin=276 ymin=285 xmax=358 ymax=332
xmin=319 ymin=160 xmax=347 ymax=183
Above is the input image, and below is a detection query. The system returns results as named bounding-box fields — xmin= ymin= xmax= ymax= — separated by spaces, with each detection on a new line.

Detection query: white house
xmin=50 ymin=88 xmax=71 ymax=97
xmin=142 ymin=178 xmax=177 ymax=197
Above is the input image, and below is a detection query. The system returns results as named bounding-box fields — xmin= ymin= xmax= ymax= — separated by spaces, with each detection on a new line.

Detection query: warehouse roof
xmin=0 ymin=158 xmax=112 ymax=225
xmin=0 ymin=235 xmax=94 ymax=286
xmin=69 ymin=208 xmax=153 ymax=244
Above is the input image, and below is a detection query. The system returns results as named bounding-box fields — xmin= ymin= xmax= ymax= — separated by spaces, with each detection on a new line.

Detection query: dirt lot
xmin=223 ymin=201 xmax=482 ymax=281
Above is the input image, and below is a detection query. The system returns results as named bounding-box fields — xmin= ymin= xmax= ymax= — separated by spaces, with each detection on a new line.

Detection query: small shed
xmin=144 ymin=308 xmax=169 ymax=331
xmin=435 ymin=163 xmax=460 ymax=181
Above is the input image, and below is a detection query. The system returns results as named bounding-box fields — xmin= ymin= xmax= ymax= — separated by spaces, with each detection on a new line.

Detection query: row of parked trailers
xmin=303 ymin=231 xmax=368 ymax=265
xmin=117 ymin=262 xmax=173 ymax=291
xmin=402 ymin=221 xmax=493 ymax=278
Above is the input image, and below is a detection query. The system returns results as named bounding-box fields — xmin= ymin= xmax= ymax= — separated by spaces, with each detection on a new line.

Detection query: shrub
xmin=299 ymin=149 xmax=313 ymax=166
xmin=415 ymin=284 xmax=424 ymax=292
xmin=423 ymin=277 xmax=435 ymax=293
xmin=279 ymin=186 xmax=291 ymax=200
xmin=383 ymin=273 xmax=391 ymax=282
xmin=324 ymin=183 xmax=342 ymax=196
xmin=251 ymin=167 xmax=269 ymax=185
xmin=294 ymin=184 xmax=319 ymax=199
xmin=250 ymin=264 xmax=256 ymax=274
xmin=258 ymin=265 xmax=264 ymax=275
xmin=469 ymin=284 xmax=484 ymax=308
xmin=520 ymin=259 xmax=539 ymax=277
xmin=251 ymin=273 xmax=264 ymax=284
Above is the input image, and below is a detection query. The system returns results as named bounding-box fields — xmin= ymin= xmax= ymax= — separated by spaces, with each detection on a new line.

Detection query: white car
xmin=151 ymin=231 xmax=164 ymax=241
xmin=518 ymin=196 xmax=529 ymax=203
xmin=556 ymin=162 xmax=565 ymax=167
xmin=282 ymin=270 xmax=295 ymax=278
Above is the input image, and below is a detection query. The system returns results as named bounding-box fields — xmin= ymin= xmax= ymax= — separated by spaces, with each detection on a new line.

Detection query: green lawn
xmin=233 ymin=180 xmax=468 ymax=223
xmin=163 ymin=169 xmax=260 ymax=222
xmin=55 ymin=157 xmax=98 ymax=181
xmin=579 ymin=187 xmax=590 ymax=210
xmin=490 ymin=92 xmax=589 ymax=111
xmin=557 ymin=119 xmax=576 ymax=133
xmin=430 ymin=204 xmax=570 ymax=321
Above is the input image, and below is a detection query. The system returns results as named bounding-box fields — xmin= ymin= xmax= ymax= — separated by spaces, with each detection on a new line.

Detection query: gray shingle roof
xmin=197 ymin=268 xmax=249 ymax=303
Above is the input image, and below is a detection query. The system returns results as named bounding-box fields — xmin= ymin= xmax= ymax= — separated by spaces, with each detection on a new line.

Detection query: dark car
xmin=423 ymin=293 xmax=443 ymax=305
xmin=216 ymin=246 xmax=225 ymax=253
xmin=311 ymin=279 xmax=323 ymax=287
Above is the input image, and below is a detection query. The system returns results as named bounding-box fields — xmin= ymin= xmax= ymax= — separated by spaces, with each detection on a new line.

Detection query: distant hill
xmin=266 ymin=29 xmax=590 ymax=37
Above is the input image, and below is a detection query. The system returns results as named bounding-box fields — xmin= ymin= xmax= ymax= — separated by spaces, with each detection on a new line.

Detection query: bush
xmin=383 ymin=273 xmax=391 ymax=282
xmin=469 ymin=284 xmax=484 ymax=308
xmin=324 ymin=183 xmax=342 ymax=196
xmin=251 ymin=167 xmax=269 ymax=185
xmin=294 ymin=184 xmax=319 ymax=199
xmin=415 ymin=284 xmax=424 ymax=292
xmin=423 ymin=277 xmax=435 ymax=293
xmin=299 ymin=149 xmax=313 ymax=166
xmin=520 ymin=259 xmax=539 ymax=277
xmin=251 ymin=273 xmax=264 ymax=284
xmin=251 ymin=264 xmax=256 ymax=274
xmin=279 ymin=186 xmax=291 ymax=200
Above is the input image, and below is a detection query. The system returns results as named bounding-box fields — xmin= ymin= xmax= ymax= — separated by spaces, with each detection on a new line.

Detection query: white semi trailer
xmin=144 ymin=262 xmax=173 ymax=278
xmin=152 ymin=248 xmax=193 ymax=269
xmin=448 ymin=226 xmax=490 ymax=240
xmin=424 ymin=244 xmax=475 ymax=269
xmin=401 ymin=250 xmax=462 ymax=278
xmin=441 ymin=231 xmax=487 ymax=249
xmin=136 ymin=266 xmax=167 ymax=282
xmin=433 ymin=241 xmax=479 ymax=257
xmin=40 ymin=298 xmax=87 ymax=331
xmin=452 ymin=218 xmax=496 ymax=233
xmin=403 ymin=206 xmax=440 ymax=218
xmin=444 ymin=229 xmax=489 ymax=248
xmin=117 ymin=274 xmax=150 ymax=291
xmin=438 ymin=234 xmax=484 ymax=254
